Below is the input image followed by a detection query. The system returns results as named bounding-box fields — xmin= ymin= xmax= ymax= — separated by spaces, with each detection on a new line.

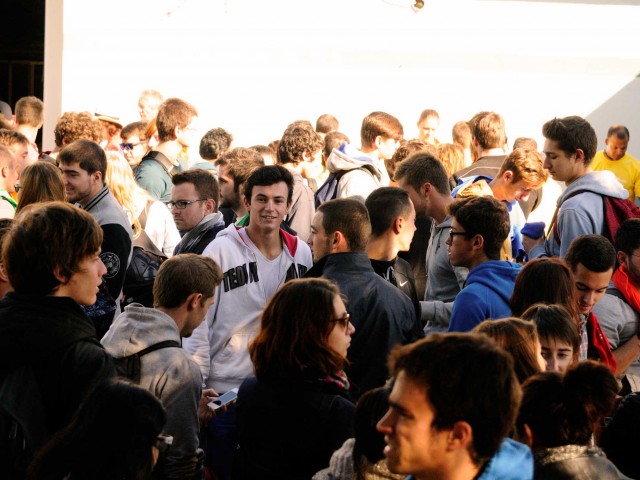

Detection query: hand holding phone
xmin=208 ymin=388 xmax=238 ymax=410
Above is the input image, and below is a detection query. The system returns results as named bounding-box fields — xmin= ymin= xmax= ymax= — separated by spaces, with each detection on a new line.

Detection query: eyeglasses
xmin=449 ymin=228 xmax=472 ymax=240
xmin=167 ymin=199 xmax=207 ymax=210
xmin=120 ymin=142 xmax=144 ymax=151
xmin=155 ymin=434 xmax=173 ymax=454
xmin=333 ymin=312 xmax=351 ymax=332
xmin=14 ymin=183 xmax=20 ymax=192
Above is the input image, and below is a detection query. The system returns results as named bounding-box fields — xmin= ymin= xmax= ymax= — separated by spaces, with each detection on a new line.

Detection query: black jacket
xmin=0 ymin=294 xmax=116 ymax=464
xmin=307 ymin=253 xmax=424 ymax=395
xmin=370 ymin=256 xmax=421 ymax=322
xmin=235 ymin=375 xmax=355 ymax=480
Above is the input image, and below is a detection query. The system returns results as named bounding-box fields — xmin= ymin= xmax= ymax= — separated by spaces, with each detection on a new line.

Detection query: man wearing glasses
xmin=170 ymin=170 xmax=225 ymax=255
xmin=446 ymin=196 xmax=521 ymax=332
xmin=395 ymin=153 xmax=468 ymax=334
xmin=120 ymin=121 xmax=148 ymax=172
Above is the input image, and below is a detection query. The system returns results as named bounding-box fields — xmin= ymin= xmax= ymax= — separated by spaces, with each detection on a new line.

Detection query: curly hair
xmin=54 ymin=112 xmax=102 ymax=147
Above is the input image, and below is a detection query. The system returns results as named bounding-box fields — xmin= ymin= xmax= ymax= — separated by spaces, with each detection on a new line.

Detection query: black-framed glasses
xmin=155 ymin=434 xmax=173 ymax=454
xmin=449 ymin=228 xmax=472 ymax=240
xmin=167 ymin=199 xmax=206 ymax=210
xmin=333 ymin=312 xmax=351 ymax=332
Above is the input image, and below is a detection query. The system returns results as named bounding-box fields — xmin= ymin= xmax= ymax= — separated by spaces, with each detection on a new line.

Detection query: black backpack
xmin=113 ymin=340 xmax=181 ymax=383
xmin=0 ymin=366 xmax=47 ymax=479
xmin=123 ymin=201 xmax=167 ymax=308
xmin=314 ymin=169 xmax=363 ymax=208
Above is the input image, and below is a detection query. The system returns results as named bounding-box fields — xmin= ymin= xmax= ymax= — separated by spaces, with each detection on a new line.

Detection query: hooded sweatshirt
xmin=325 ymin=143 xmax=382 ymax=200
xmin=529 ymin=170 xmax=628 ymax=259
xmin=448 ymin=260 xmax=522 ymax=332
xmin=101 ymin=305 xmax=202 ymax=479
xmin=183 ymin=224 xmax=312 ymax=392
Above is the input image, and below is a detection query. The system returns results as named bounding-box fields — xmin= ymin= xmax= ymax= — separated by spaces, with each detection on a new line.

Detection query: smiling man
xmin=377 ymin=334 xmax=532 ymax=480
xmin=528 ymin=116 xmax=628 ymax=259
xmin=183 ymin=165 xmax=312 ymax=480
xmin=171 ymin=169 xmax=225 ymax=255
xmin=59 ymin=140 xmax=132 ymax=338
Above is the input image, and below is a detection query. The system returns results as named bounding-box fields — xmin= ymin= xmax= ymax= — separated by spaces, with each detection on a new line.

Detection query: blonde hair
xmin=436 ymin=143 xmax=466 ymax=177
xmin=105 ymin=152 xmax=151 ymax=238
xmin=498 ymin=147 xmax=548 ymax=188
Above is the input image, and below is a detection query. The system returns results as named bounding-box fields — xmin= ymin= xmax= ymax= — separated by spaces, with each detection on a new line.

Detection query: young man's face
xmin=120 ymin=133 xmax=147 ymax=166
xmin=542 ymin=139 xmax=584 ymax=184
xmin=605 ymin=135 xmax=628 ymax=161
xmin=218 ymin=165 xmax=241 ymax=211
xmin=499 ymin=171 xmax=536 ymax=203
xmin=8 ymin=142 xmax=29 ymax=176
xmin=245 ymin=181 xmax=290 ymax=235
xmin=398 ymin=201 xmax=417 ymax=252
xmin=619 ymin=246 xmax=640 ymax=284
xmin=397 ymin=177 xmax=429 ymax=218
xmin=377 ymin=371 xmax=450 ymax=478
xmin=1 ymin=159 xmax=19 ymax=194
xmin=176 ymin=117 xmax=198 ymax=148
xmin=572 ymin=262 xmax=613 ymax=315
xmin=57 ymin=251 xmax=107 ymax=306
xmin=182 ymin=295 xmax=215 ymax=337
xmin=445 ymin=217 xmax=474 ymax=268
xmin=60 ymin=162 xmax=102 ymax=206
xmin=376 ymin=136 xmax=401 ymax=161
xmin=540 ymin=336 xmax=575 ymax=374
xmin=417 ymin=117 xmax=439 ymax=145
xmin=308 ymin=211 xmax=333 ymax=263
xmin=170 ymin=182 xmax=211 ymax=232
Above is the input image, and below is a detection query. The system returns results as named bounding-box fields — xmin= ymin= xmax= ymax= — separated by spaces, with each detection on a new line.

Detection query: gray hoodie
xmin=530 ymin=170 xmax=627 ymax=258
xmin=101 ymin=305 xmax=202 ymax=479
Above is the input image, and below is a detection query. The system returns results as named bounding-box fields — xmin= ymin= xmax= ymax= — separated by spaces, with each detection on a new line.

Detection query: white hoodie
xmin=183 ymin=224 xmax=312 ymax=392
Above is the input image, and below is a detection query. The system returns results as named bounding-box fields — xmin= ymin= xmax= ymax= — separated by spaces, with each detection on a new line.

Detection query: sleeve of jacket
xmin=100 ymin=223 xmax=132 ymax=301
xmin=67 ymin=341 xmax=116 ymax=416
xmin=286 ymin=185 xmax=315 ymax=243
xmin=420 ymin=300 xmax=454 ymax=328
xmin=326 ymin=397 xmax=355 ymax=455
xmin=153 ymin=356 xmax=202 ymax=479
xmin=448 ymin=289 xmax=487 ymax=333
xmin=401 ymin=295 xmax=424 ymax=343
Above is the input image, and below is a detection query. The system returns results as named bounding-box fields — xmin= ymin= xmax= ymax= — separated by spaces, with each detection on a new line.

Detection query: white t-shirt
xmin=238 ymin=228 xmax=286 ymax=300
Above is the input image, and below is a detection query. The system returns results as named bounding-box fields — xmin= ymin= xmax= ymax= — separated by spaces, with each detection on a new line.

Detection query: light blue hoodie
xmin=405 ymin=438 xmax=533 ymax=480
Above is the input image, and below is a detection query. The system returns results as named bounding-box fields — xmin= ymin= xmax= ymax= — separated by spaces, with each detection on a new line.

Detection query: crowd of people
xmin=0 ymin=90 xmax=639 ymax=480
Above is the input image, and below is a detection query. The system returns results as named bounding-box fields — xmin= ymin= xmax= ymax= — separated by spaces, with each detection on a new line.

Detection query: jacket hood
xmin=467 ymin=260 xmax=521 ymax=305
xmin=326 ymin=143 xmax=380 ymax=178
xmin=560 ymin=170 xmax=628 ymax=205
xmin=0 ymin=293 xmax=98 ymax=367
xmin=451 ymin=175 xmax=494 ymax=198
xmin=215 ymin=223 xmax=301 ymax=258
xmin=479 ymin=439 xmax=533 ymax=479
xmin=101 ymin=304 xmax=181 ymax=358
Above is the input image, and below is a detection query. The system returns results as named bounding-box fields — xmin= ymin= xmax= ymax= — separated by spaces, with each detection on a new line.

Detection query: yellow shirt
xmin=591 ymin=151 xmax=640 ymax=200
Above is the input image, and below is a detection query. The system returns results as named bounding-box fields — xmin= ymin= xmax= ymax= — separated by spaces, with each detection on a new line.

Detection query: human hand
xmin=522 ymin=234 xmax=544 ymax=255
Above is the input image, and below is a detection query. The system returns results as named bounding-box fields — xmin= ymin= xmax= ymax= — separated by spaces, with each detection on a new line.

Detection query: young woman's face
xmin=327 ymin=295 xmax=355 ymax=360
xmin=540 ymin=336 xmax=575 ymax=374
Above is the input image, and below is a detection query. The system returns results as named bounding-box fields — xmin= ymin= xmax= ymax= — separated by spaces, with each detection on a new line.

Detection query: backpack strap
xmin=550 ymin=190 xmax=585 ymax=246
xmin=143 ymin=151 xmax=175 ymax=178
xmin=136 ymin=339 xmax=182 ymax=357
xmin=133 ymin=200 xmax=165 ymax=257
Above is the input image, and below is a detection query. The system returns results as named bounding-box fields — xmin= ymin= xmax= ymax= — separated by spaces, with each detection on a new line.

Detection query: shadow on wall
xmin=586 ymin=76 xmax=640 ymax=158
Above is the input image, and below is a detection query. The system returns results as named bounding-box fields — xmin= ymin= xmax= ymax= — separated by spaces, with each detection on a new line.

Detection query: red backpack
xmin=553 ymin=193 xmax=640 ymax=245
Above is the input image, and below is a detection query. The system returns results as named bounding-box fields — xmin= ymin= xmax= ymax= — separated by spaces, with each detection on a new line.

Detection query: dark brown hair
xmin=3 ymin=202 xmax=102 ymax=295
xmin=249 ymin=278 xmax=346 ymax=383
xmin=16 ymin=162 xmax=66 ymax=214
xmin=509 ymin=257 xmax=579 ymax=320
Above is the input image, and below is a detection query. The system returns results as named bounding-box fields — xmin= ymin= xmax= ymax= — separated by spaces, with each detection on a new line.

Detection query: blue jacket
xmin=405 ymin=439 xmax=533 ymax=480
xmin=449 ymin=260 xmax=521 ymax=332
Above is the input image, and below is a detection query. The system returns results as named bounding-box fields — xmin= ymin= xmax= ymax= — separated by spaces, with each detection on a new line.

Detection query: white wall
xmin=44 ymin=0 xmax=640 ymax=157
